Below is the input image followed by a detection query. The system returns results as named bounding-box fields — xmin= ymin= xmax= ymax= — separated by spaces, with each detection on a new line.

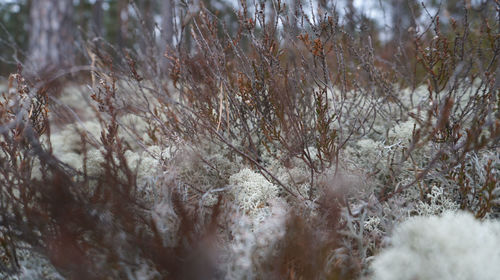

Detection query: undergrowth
xmin=0 ymin=1 xmax=499 ymax=279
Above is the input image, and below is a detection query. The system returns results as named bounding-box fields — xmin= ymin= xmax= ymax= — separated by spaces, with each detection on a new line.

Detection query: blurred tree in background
xmin=28 ymin=0 xmax=76 ymax=73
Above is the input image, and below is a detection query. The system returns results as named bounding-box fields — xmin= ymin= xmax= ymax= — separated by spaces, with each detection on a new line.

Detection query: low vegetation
xmin=0 ymin=1 xmax=498 ymax=279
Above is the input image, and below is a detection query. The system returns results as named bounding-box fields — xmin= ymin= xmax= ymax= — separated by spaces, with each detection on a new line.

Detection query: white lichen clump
xmin=388 ymin=120 xmax=417 ymax=142
xmin=415 ymin=185 xmax=460 ymax=216
xmin=226 ymin=199 xmax=288 ymax=279
xmin=370 ymin=211 xmax=500 ymax=280
xmin=50 ymin=120 xmax=102 ymax=158
xmin=1 ymin=245 xmax=64 ymax=280
xmin=228 ymin=168 xmax=279 ymax=221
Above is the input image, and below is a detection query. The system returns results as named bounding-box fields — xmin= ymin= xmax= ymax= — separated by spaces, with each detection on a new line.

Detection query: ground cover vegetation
xmin=0 ymin=0 xmax=499 ymax=279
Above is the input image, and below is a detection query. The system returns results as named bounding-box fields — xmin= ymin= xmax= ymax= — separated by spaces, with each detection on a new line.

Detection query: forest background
xmin=0 ymin=0 xmax=492 ymax=77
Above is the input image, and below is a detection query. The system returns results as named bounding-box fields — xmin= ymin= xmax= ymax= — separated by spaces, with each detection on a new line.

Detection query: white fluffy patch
xmin=228 ymin=168 xmax=279 ymax=219
xmin=370 ymin=211 xmax=500 ymax=280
